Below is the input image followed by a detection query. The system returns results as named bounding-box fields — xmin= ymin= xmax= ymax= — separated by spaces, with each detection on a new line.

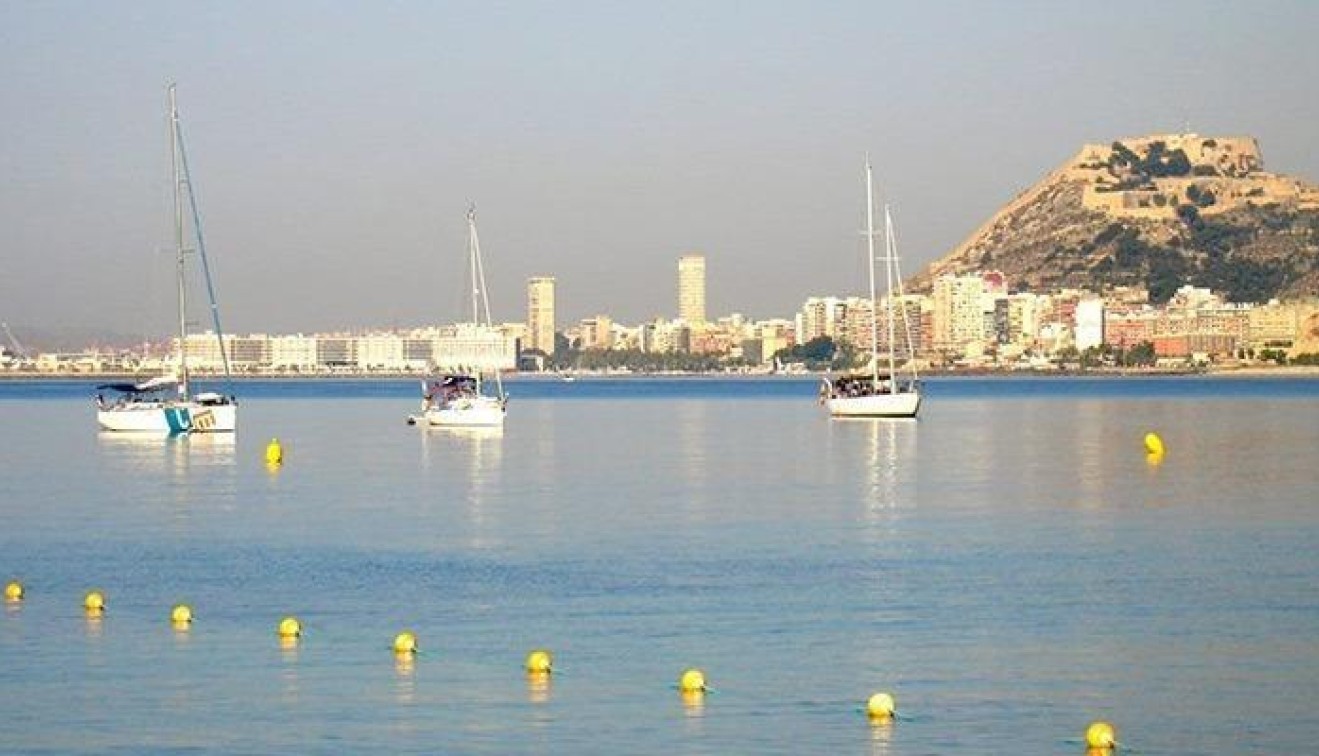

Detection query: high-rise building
xmin=932 ymin=274 xmax=986 ymax=354
xmin=527 ymin=276 xmax=556 ymax=356
xmin=678 ymin=254 xmax=706 ymax=325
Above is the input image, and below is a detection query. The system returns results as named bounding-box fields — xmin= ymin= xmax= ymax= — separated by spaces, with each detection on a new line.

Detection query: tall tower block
xmin=678 ymin=254 xmax=706 ymax=325
xmin=527 ymin=276 xmax=556 ymax=356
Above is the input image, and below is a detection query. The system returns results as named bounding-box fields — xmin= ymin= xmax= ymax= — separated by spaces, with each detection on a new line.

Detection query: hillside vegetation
xmin=911 ymin=134 xmax=1319 ymax=304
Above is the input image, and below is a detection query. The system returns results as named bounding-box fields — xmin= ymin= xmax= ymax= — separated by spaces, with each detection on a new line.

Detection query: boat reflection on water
xmin=416 ymin=424 xmax=505 ymax=468
xmin=428 ymin=425 xmax=504 ymax=441
xmin=95 ymin=432 xmax=237 ymax=524
xmin=96 ymin=430 xmax=236 ymax=472
xmin=828 ymin=416 xmax=917 ymax=515
xmin=417 ymin=422 xmax=505 ymax=548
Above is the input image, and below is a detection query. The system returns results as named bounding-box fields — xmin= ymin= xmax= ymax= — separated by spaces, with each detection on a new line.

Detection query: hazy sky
xmin=3 ymin=1 xmax=1316 ymax=339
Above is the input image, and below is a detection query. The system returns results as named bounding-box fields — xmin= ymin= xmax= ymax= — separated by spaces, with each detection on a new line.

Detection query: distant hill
xmin=1 ymin=325 xmax=150 ymax=354
xmin=909 ymin=133 xmax=1319 ymax=303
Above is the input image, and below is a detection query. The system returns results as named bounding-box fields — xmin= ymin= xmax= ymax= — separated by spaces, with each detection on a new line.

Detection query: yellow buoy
xmin=1143 ymin=432 xmax=1164 ymax=456
xmin=866 ymin=692 xmax=897 ymax=719
xmin=4 ymin=580 xmax=22 ymax=602
xmin=1085 ymin=720 xmax=1117 ymax=749
xmin=525 ymin=649 xmax=553 ymax=674
xmin=277 ymin=616 xmax=302 ymax=638
xmin=265 ymin=438 xmax=283 ymax=465
xmin=393 ymin=631 xmax=418 ymax=655
xmin=678 ymin=668 xmax=706 ymax=693
xmin=84 ymin=590 xmax=106 ymax=612
xmin=171 ymin=604 xmax=193 ymax=625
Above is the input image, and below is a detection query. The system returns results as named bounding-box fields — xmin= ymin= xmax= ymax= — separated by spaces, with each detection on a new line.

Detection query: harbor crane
xmin=2 ymin=322 xmax=29 ymax=359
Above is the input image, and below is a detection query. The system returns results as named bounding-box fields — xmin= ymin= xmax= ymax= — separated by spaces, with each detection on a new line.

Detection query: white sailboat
xmin=821 ymin=158 xmax=922 ymax=418
xmin=96 ymin=84 xmax=237 ymax=434
xmin=411 ymin=206 xmax=507 ymax=428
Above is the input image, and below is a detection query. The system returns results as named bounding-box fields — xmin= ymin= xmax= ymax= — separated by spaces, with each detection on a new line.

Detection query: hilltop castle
xmin=1068 ymin=133 xmax=1319 ymax=220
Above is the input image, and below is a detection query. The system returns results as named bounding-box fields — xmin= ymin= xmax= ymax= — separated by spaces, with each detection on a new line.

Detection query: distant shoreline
xmin=4 ymin=365 xmax=1318 ymax=382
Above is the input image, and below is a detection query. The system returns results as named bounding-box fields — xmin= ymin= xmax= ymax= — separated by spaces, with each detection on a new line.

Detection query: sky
xmin=3 ymin=1 xmax=1317 ymax=341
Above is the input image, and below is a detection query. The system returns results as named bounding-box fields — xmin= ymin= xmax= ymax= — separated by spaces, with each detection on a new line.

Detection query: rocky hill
xmin=910 ymin=134 xmax=1319 ymax=303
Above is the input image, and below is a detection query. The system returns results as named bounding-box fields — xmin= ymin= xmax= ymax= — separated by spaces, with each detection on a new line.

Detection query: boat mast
xmin=169 ymin=84 xmax=189 ymax=399
xmin=172 ymin=85 xmax=234 ymax=395
xmin=864 ymin=157 xmax=879 ymax=390
xmin=883 ymin=205 xmax=897 ymax=394
xmin=466 ymin=205 xmax=505 ymax=400
xmin=466 ymin=205 xmax=481 ymax=327
xmin=888 ymin=213 xmax=920 ymax=385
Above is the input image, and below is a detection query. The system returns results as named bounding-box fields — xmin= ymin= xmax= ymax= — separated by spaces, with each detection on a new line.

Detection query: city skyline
xmin=3 ymin=2 xmax=1317 ymax=337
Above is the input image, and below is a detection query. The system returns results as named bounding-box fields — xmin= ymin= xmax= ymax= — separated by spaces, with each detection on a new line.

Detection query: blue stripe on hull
xmin=165 ymin=407 xmax=192 ymax=433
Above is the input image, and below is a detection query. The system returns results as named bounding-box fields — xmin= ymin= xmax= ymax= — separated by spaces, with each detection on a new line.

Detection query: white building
xmin=795 ymin=296 xmax=847 ymax=344
xmin=270 ymin=335 xmax=318 ymax=371
xmin=1074 ymin=298 xmax=1105 ymax=352
xmin=433 ymin=323 xmax=517 ymax=372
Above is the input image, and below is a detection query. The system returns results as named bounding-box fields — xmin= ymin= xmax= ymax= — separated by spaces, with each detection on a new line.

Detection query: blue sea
xmin=2 ymin=375 xmax=1317 ymax=754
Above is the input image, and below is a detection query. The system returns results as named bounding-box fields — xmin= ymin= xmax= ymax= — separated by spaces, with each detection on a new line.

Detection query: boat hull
xmin=826 ymin=391 xmax=921 ymax=419
xmin=97 ymin=402 xmax=236 ymax=433
xmin=424 ymin=397 xmax=505 ymax=428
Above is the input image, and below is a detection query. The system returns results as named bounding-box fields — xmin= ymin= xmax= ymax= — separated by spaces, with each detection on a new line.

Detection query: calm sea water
xmin=2 ymin=376 xmax=1317 ymax=754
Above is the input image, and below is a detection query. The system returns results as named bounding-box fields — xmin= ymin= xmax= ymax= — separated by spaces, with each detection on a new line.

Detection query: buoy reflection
xmin=84 ymin=611 xmax=104 ymax=638
xmin=868 ymin=714 xmax=894 ymax=756
xmin=680 ymin=689 xmax=705 ymax=717
xmin=526 ymin=671 xmax=551 ymax=704
xmin=394 ymin=654 xmax=416 ymax=705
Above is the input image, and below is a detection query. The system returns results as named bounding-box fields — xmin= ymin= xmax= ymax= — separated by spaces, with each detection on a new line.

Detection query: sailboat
xmin=410 ymin=205 xmax=507 ymax=428
xmin=821 ymin=158 xmax=921 ymax=418
xmin=96 ymin=84 xmax=237 ymax=434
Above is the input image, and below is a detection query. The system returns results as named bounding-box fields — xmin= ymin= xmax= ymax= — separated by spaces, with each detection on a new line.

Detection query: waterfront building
xmin=932 ymin=274 xmax=986 ymax=354
xmin=875 ymin=294 xmax=925 ymax=356
xmin=271 ymin=334 xmax=319 ymax=372
xmin=433 ymin=323 xmax=517 ymax=372
xmin=179 ymin=331 xmax=229 ymax=371
xmin=400 ymin=333 xmax=435 ymax=368
xmin=1074 ymin=298 xmax=1105 ymax=352
xmin=1248 ymin=300 xmax=1306 ymax=350
xmin=1007 ymin=293 xmax=1043 ymax=349
xmin=316 ymin=336 xmax=356 ymax=369
xmin=838 ymin=296 xmax=875 ymax=351
xmin=690 ymin=325 xmax=735 ymax=356
xmin=1103 ymin=308 xmax=1157 ymax=350
xmin=578 ymin=315 xmax=614 ymax=350
xmin=527 ymin=276 xmax=556 ymax=357
xmin=678 ymin=254 xmax=706 ymax=325
xmin=795 ymin=296 xmax=847 ymax=345
xmin=355 ymin=332 xmax=406 ymax=371
xmin=753 ymin=319 xmax=795 ymax=365
xmin=641 ymin=318 xmax=689 ymax=354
